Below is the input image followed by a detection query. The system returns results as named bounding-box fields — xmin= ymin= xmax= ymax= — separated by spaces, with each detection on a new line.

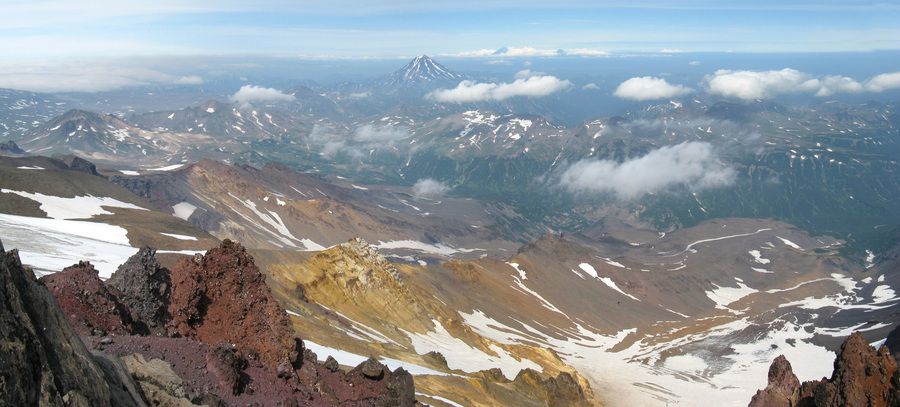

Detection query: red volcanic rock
xmin=751 ymin=332 xmax=900 ymax=407
xmin=167 ymin=239 xmax=298 ymax=368
xmin=84 ymin=335 xmax=330 ymax=406
xmin=40 ymin=261 xmax=146 ymax=337
xmin=748 ymin=355 xmax=801 ymax=407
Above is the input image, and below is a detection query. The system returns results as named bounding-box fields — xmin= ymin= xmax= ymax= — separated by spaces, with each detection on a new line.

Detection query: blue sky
xmin=1 ymin=0 xmax=898 ymax=60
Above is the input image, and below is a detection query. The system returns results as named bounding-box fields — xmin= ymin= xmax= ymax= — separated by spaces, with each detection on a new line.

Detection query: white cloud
xmin=412 ymin=178 xmax=450 ymax=199
xmin=865 ymin=71 xmax=900 ymax=92
xmin=554 ymin=141 xmax=735 ymax=200
xmin=312 ymin=124 xmax=410 ymax=159
xmin=705 ymin=69 xmax=900 ymax=99
xmin=614 ymin=76 xmax=693 ymax=101
xmin=353 ymin=124 xmax=410 ymax=144
xmin=428 ymin=75 xmax=572 ymax=103
xmin=565 ymin=48 xmax=611 ymax=56
xmin=705 ymin=69 xmax=820 ymax=100
xmin=659 ymin=48 xmax=684 ymax=53
xmin=514 ymin=69 xmax=546 ymax=79
xmin=229 ymin=85 xmax=296 ymax=108
xmin=815 ymin=75 xmax=864 ymax=96
xmin=174 ymin=75 xmax=204 ymax=85
xmin=583 ymin=83 xmax=601 ymax=90
xmin=689 ymin=61 xmax=701 ymax=66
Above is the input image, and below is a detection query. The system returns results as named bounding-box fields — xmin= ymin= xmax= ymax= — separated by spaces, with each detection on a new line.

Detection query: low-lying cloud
xmin=614 ymin=76 xmax=693 ymax=101
xmin=229 ymin=85 xmax=296 ymax=109
xmin=553 ymin=141 xmax=735 ymax=200
xmin=412 ymin=178 xmax=450 ymax=199
xmin=705 ymin=69 xmax=900 ymax=100
xmin=174 ymin=75 xmax=204 ymax=85
xmin=313 ymin=123 xmax=411 ymax=159
xmin=428 ymin=72 xmax=572 ymax=103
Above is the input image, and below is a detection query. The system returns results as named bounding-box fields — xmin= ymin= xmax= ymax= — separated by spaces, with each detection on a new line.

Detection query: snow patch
xmin=172 ymin=202 xmax=198 ymax=221
xmin=749 ymin=250 xmax=770 ymax=264
xmin=706 ymin=281 xmax=758 ymax=309
xmin=1 ymin=189 xmax=147 ymax=220
xmin=599 ymin=277 xmax=641 ymax=301
xmin=405 ymin=319 xmax=541 ymax=380
xmin=0 ymin=213 xmax=136 ymax=278
xmin=160 ymin=233 xmax=197 ymax=241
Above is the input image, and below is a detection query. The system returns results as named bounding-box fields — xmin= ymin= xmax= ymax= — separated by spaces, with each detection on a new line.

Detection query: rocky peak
xmin=377 ymin=55 xmax=465 ymax=87
xmin=167 ymin=239 xmax=298 ymax=368
xmin=107 ymin=246 xmax=170 ymax=331
xmin=51 ymin=153 xmax=99 ymax=176
xmin=0 ymin=140 xmax=25 ymax=156
xmin=749 ymin=332 xmax=900 ymax=407
xmin=338 ymin=237 xmax=404 ymax=285
xmin=40 ymin=261 xmax=147 ymax=337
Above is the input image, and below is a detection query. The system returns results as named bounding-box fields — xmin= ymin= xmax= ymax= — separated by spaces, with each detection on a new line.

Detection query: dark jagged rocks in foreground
xmin=0 ymin=239 xmax=146 ymax=406
xmin=1 ymin=238 xmax=417 ymax=406
xmin=749 ymin=331 xmax=900 ymax=407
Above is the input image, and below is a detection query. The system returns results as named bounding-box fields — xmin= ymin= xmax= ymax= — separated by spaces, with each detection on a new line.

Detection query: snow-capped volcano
xmin=377 ymin=55 xmax=466 ymax=87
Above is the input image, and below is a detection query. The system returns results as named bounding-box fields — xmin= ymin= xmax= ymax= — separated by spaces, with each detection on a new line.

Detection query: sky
xmin=1 ymin=0 xmax=898 ymax=61
xmin=0 ymin=1 xmax=898 ymax=95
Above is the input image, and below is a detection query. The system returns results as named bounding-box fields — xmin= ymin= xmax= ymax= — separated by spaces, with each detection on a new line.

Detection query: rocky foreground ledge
xmin=0 ymin=238 xmax=417 ymax=406
xmin=749 ymin=331 xmax=900 ymax=407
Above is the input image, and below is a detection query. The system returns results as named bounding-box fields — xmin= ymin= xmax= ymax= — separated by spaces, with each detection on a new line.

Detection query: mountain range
xmin=2 ymin=55 xmax=900 ymax=406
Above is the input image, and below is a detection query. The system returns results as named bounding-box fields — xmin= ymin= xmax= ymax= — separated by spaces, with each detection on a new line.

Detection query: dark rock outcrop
xmin=40 ymin=261 xmax=147 ymax=337
xmin=0 ymin=140 xmax=25 ymax=155
xmin=748 ymin=355 xmax=802 ymax=407
xmin=51 ymin=153 xmax=99 ymax=176
xmin=884 ymin=325 xmax=900 ymax=366
xmin=166 ymin=239 xmax=298 ymax=368
xmin=750 ymin=332 xmax=900 ymax=407
xmin=107 ymin=246 xmax=170 ymax=331
xmin=0 ymin=240 xmax=144 ymax=406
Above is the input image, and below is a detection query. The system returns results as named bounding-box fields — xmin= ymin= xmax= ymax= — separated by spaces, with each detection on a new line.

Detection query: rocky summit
xmin=750 ymin=332 xmax=900 ymax=407
xmin=1 ymin=238 xmax=419 ymax=406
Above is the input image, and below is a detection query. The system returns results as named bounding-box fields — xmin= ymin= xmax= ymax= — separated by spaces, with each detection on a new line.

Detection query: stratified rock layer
xmin=750 ymin=332 xmax=900 ymax=407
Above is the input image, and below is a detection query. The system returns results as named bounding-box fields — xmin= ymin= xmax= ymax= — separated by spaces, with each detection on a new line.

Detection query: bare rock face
xmin=750 ymin=332 xmax=900 ymax=407
xmin=167 ymin=239 xmax=298 ymax=368
xmin=51 ymin=153 xmax=99 ymax=176
xmin=0 ymin=240 xmax=142 ymax=406
xmin=512 ymin=368 xmax=601 ymax=407
xmin=107 ymin=246 xmax=171 ymax=331
xmin=40 ymin=261 xmax=147 ymax=337
xmin=748 ymin=355 xmax=802 ymax=407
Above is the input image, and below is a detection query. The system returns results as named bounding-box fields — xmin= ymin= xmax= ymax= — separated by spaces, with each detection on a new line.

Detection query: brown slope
xmin=111 ymin=158 xmax=516 ymax=257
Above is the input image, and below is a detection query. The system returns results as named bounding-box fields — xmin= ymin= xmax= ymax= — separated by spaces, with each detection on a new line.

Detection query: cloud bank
xmin=614 ymin=76 xmax=693 ymax=101
xmin=444 ymin=47 xmax=609 ymax=58
xmin=412 ymin=178 xmax=450 ymax=199
xmin=428 ymin=72 xmax=572 ymax=103
xmin=705 ymin=69 xmax=900 ymax=100
xmin=229 ymin=85 xmax=296 ymax=108
xmin=553 ymin=141 xmax=735 ymax=200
